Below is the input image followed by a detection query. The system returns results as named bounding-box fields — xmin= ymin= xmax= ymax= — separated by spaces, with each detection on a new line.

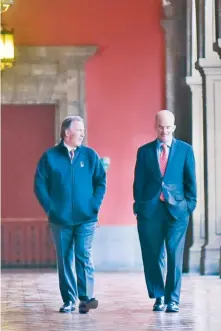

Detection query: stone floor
xmin=1 ymin=270 xmax=221 ymax=331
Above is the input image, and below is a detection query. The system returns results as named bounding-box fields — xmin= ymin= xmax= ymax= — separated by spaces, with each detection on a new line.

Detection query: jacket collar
xmin=58 ymin=140 xmax=82 ymax=151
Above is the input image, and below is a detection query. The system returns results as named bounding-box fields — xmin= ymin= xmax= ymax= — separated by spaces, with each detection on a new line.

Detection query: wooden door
xmin=1 ymin=105 xmax=56 ymax=267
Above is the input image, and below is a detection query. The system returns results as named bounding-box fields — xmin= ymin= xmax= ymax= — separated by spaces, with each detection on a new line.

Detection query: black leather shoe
xmin=79 ymin=298 xmax=98 ymax=314
xmin=59 ymin=301 xmax=75 ymax=313
xmin=153 ymin=297 xmax=166 ymax=311
xmin=166 ymin=301 xmax=179 ymax=313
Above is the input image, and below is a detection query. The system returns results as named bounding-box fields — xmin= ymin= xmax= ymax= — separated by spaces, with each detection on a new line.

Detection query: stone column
xmin=161 ymin=1 xmax=176 ymax=113
xmin=216 ymin=0 xmax=221 ymax=278
xmin=162 ymin=0 xmax=192 ymax=144
xmin=161 ymin=1 xmax=193 ymax=272
xmin=214 ymin=0 xmax=221 ymax=55
xmin=186 ymin=0 xmax=205 ymax=273
xmin=198 ymin=0 xmax=221 ymax=275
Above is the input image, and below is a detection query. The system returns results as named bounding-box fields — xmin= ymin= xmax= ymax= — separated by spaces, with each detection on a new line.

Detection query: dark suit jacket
xmin=133 ymin=138 xmax=197 ymax=220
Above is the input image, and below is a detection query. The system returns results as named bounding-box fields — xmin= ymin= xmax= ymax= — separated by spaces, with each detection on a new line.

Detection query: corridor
xmin=1 ymin=270 xmax=221 ymax=331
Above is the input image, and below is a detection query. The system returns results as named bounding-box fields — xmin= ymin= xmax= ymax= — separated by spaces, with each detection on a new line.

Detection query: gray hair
xmin=60 ymin=116 xmax=84 ymax=139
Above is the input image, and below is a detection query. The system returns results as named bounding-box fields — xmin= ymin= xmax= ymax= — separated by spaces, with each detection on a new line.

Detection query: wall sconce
xmin=0 ymin=0 xmax=14 ymax=13
xmin=0 ymin=25 xmax=15 ymax=70
xmin=101 ymin=157 xmax=110 ymax=172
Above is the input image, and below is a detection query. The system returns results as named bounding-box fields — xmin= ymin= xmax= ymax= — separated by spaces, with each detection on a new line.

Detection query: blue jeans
xmin=50 ymin=222 xmax=96 ymax=304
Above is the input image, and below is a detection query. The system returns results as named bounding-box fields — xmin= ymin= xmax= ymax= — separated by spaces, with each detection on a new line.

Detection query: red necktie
xmin=159 ymin=144 xmax=168 ymax=201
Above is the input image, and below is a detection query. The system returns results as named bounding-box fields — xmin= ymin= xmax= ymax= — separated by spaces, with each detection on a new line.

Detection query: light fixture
xmin=0 ymin=25 xmax=15 ymax=70
xmin=0 ymin=0 xmax=14 ymax=13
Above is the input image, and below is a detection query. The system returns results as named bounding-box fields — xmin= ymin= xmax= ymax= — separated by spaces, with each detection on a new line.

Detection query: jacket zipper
xmin=71 ymin=158 xmax=74 ymax=222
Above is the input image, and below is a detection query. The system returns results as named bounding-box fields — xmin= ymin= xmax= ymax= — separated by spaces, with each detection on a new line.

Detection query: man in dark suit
xmin=34 ymin=116 xmax=106 ymax=314
xmin=133 ymin=110 xmax=196 ymax=312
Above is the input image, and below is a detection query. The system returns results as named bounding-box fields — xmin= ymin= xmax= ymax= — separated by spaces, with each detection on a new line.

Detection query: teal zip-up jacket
xmin=34 ymin=141 xmax=106 ymax=225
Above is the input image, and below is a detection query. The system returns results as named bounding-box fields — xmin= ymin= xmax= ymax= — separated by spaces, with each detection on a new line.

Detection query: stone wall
xmin=1 ymin=46 xmax=96 ymax=142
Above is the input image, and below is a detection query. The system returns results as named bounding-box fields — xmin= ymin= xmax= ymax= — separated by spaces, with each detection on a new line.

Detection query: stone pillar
xmin=186 ymin=0 xmax=205 ymax=273
xmin=161 ymin=1 xmax=193 ymax=272
xmin=214 ymin=0 xmax=221 ymax=55
xmin=216 ymin=0 xmax=221 ymax=278
xmin=161 ymin=2 xmax=177 ymax=113
xmin=162 ymin=0 xmax=192 ymax=142
xmin=198 ymin=0 xmax=221 ymax=275
xmin=214 ymin=0 xmax=221 ymax=277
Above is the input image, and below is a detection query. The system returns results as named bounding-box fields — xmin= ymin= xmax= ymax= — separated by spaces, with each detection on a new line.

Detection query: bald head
xmin=155 ymin=110 xmax=175 ymax=125
xmin=155 ymin=110 xmax=176 ymax=143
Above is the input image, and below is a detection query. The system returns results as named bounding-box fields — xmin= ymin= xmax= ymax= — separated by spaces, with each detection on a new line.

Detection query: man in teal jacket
xmin=34 ymin=115 xmax=106 ymax=314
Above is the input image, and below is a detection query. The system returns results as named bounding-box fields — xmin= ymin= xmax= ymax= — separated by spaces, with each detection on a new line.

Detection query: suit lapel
xmin=149 ymin=140 xmax=162 ymax=178
xmin=164 ymin=138 xmax=178 ymax=178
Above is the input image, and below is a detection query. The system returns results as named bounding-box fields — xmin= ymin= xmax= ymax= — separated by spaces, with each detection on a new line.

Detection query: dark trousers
xmin=50 ymin=222 xmax=96 ymax=304
xmin=137 ymin=201 xmax=189 ymax=304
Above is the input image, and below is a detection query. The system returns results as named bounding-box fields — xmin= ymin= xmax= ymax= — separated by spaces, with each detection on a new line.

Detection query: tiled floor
xmin=1 ymin=270 xmax=221 ymax=331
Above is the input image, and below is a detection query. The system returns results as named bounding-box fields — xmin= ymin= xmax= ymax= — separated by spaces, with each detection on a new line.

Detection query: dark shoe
xmin=59 ymin=301 xmax=75 ymax=313
xmin=166 ymin=301 xmax=179 ymax=313
xmin=153 ymin=297 xmax=166 ymax=311
xmin=79 ymin=298 xmax=98 ymax=314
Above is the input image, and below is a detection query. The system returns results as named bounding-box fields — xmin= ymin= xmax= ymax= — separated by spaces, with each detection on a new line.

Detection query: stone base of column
xmin=188 ymin=244 xmax=203 ymax=273
xmin=200 ymin=245 xmax=220 ymax=275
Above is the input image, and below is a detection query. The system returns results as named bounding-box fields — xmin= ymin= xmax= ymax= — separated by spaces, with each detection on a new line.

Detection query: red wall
xmin=3 ymin=0 xmax=165 ymax=225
